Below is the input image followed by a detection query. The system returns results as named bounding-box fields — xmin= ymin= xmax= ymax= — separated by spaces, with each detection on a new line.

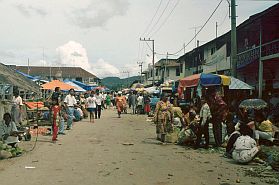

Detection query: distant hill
xmin=101 ymin=76 xmax=140 ymax=90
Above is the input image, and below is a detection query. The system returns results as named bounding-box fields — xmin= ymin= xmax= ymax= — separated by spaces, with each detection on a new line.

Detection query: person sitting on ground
xmin=254 ymin=112 xmax=274 ymax=145
xmin=232 ymin=124 xmax=260 ymax=164
xmin=0 ymin=113 xmax=19 ymax=146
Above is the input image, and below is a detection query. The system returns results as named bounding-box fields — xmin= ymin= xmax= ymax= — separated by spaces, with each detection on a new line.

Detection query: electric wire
xmin=170 ymin=0 xmax=224 ymax=55
xmin=146 ymin=0 xmax=172 ymax=38
xmin=141 ymin=0 xmax=163 ymax=37
xmin=150 ymin=0 xmax=181 ymax=37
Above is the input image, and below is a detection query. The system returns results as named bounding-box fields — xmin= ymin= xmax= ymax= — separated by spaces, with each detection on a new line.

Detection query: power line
xmin=141 ymin=0 xmax=163 ymax=37
xmin=146 ymin=0 xmax=172 ymax=38
xmin=150 ymin=0 xmax=181 ymax=37
xmin=171 ymin=0 xmax=224 ymax=55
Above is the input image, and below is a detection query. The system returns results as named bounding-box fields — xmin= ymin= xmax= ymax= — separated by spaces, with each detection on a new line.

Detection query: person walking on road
xmin=115 ymin=91 xmax=126 ymax=118
xmin=130 ymin=91 xmax=137 ymax=114
xmin=137 ymin=93 xmax=144 ymax=114
xmin=85 ymin=91 xmax=96 ymax=123
xmin=105 ymin=92 xmax=112 ymax=109
xmin=95 ymin=90 xmax=103 ymax=119
xmin=64 ymin=88 xmax=77 ymax=130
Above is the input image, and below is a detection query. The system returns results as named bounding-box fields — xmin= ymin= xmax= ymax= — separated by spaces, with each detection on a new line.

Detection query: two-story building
xmin=142 ymin=59 xmax=180 ymax=86
xmin=176 ymin=3 xmax=279 ymax=93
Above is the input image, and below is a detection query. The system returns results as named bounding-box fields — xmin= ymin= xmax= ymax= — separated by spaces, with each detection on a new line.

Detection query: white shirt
xmin=0 ymin=121 xmax=18 ymax=138
xmin=86 ymin=96 xmax=96 ymax=108
xmin=95 ymin=94 xmax=103 ymax=105
xmin=64 ymin=94 xmax=77 ymax=107
xmin=137 ymin=96 xmax=144 ymax=106
xmin=13 ymin=96 xmax=23 ymax=108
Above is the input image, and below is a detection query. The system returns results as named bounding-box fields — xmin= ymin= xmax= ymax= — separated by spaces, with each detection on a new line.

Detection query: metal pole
xmin=152 ymin=40 xmax=155 ymax=86
xmin=231 ymin=0 xmax=237 ymax=77
xmin=258 ymin=24 xmax=263 ymax=99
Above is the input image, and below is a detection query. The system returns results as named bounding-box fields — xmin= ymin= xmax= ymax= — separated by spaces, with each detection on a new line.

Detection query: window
xmin=156 ymin=69 xmax=158 ymax=76
xmin=180 ymin=63 xmax=183 ymax=73
xmin=176 ymin=67 xmax=180 ymax=76
xmin=167 ymin=69 xmax=170 ymax=77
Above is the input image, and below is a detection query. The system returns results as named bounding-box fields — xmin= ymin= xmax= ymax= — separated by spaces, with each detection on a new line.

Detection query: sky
xmin=0 ymin=0 xmax=277 ymax=78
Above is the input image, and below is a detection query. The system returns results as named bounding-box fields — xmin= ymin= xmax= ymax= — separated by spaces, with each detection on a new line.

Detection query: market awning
xmin=64 ymin=81 xmax=86 ymax=92
xmin=218 ymin=75 xmax=231 ymax=86
xmin=41 ymin=80 xmax=75 ymax=91
xmin=179 ymin=74 xmax=200 ymax=88
xmin=229 ymin=76 xmax=254 ymax=90
xmin=200 ymin=73 xmax=221 ymax=86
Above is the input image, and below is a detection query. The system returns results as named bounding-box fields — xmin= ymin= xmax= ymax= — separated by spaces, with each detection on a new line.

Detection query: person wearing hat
xmin=115 ymin=91 xmax=126 ymax=118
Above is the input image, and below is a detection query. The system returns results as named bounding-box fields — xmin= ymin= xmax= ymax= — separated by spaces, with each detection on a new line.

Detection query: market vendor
xmin=0 ymin=113 xmax=19 ymax=146
xmin=254 ymin=112 xmax=274 ymax=145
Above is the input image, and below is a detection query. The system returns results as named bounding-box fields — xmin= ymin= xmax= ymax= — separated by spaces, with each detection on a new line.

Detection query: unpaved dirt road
xmin=0 ymin=109 xmax=277 ymax=185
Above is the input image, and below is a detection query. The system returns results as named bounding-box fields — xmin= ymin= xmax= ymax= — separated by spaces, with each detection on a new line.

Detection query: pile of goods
xmin=0 ymin=141 xmax=23 ymax=159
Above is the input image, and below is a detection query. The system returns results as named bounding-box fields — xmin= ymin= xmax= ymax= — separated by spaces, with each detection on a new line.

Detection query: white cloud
xmin=56 ymin=41 xmax=91 ymax=71
xmin=70 ymin=0 xmax=129 ymax=28
xmin=14 ymin=4 xmax=47 ymax=17
xmin=91 ymin=58 xmax=120 ymax=78
xmin=56 ymin=41 xmax=121 ymax=78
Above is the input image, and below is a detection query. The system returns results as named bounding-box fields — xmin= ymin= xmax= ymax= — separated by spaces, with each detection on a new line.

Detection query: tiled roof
xmin=14 ymin=66 xmax=98 ymax=79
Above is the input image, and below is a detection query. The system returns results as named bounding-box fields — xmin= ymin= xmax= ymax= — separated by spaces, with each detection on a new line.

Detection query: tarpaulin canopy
xmin=200 ymin=73 xmax=221 ymax=86
xmin=229 ymin=76 xmax=254 ymax=90
xmin=64 ymin=80 xmax=86 ymax=92
xmin=179 ymin=74 xmax=201 ymax=88
xmin=41 ymin=80 xmax=75 ymax=91
xmin=16 ymin=70 xmax=36 ymax=80
xmin=218 ymin=75 xmax=231 ymax=86
xmin=71 ymin=80 xmax=96 ymax=91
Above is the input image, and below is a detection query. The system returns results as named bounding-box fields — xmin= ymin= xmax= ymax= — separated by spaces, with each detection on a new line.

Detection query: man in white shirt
xmin=137 ymin=94 xmax=144 ymax=114
xmin=95 ymin=90 xmax=103 ymax=119
xmin=85 ymin=91 xmax=96 ymax=122
xmin=0 ymin=113 xmax=19 ymax=146
xmin=11 ymin=91 xmax=23 ymax=126
xmin=64 ymin=88 xmax=77 ymax=130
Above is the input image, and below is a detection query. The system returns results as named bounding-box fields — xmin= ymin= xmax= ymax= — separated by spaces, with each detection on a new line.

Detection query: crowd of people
xmin=152 ymin=89 xmax=279 ymax=164
xmin=1 ymin=86 xmax=278 ymax=166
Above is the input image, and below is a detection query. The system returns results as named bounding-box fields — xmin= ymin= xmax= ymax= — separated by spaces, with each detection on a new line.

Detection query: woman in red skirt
xmin=51 ymin=102 xmax=60 ymax=142
xmin=144 ymin=95 xmax=151 ymax=116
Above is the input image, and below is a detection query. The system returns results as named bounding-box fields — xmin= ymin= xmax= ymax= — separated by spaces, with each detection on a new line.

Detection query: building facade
xmin=9 ymin=66 xmax=100 ymax=85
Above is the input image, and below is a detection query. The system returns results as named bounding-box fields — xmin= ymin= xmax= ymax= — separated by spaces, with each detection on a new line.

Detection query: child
xmin=51 ymin=102 xmax=61 ymax=142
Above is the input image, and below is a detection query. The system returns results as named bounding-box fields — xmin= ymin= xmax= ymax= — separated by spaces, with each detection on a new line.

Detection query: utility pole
xmin=137 ymin=61 xmax=143 ymax=83
xmin=27 ymin=58 xmax=30 ymax=75
xmin=164 ymin=52 xmax=169 ymax=83
xmin=140 ymin=38 xmax=155 ymax=86
xmin=190 ymin=26 xmax=202 ymax=48
xmin=258 ymin=24 xmax=263 ymax=98
xmin=230 ymin=0 xmax=237 ymax=77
